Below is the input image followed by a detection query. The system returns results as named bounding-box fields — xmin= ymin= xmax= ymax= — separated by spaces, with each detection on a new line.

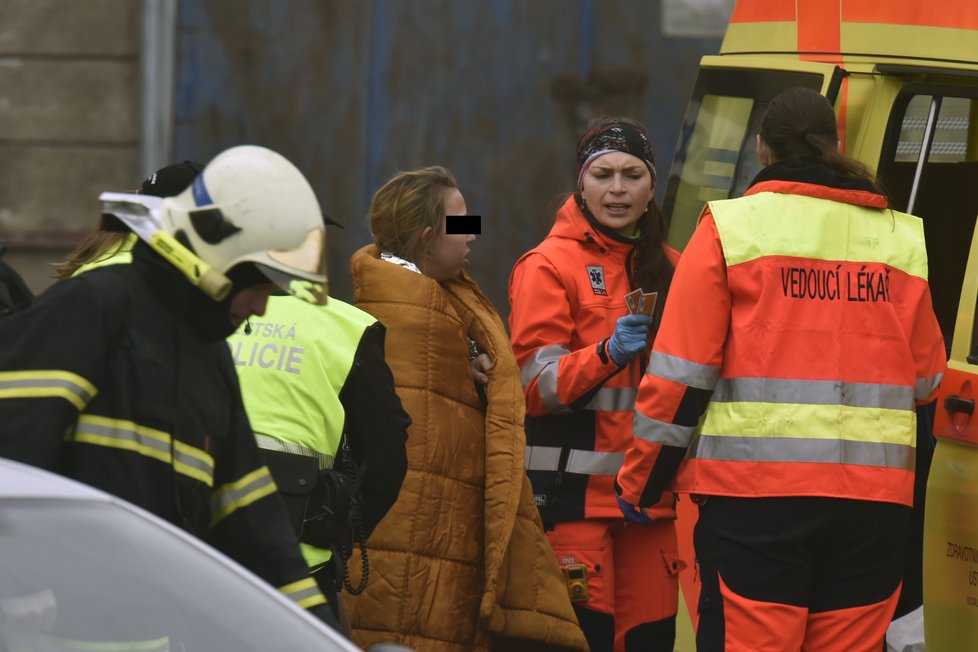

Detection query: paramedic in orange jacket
xmin=509 ymin=117 xmax=681 ymax=652
xmin=616 ymin=88 xmax=947 ymax=652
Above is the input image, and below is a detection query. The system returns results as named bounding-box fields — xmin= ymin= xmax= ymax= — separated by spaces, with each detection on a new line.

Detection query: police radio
xmin=563 ymin=563 xmax=589 ymax=602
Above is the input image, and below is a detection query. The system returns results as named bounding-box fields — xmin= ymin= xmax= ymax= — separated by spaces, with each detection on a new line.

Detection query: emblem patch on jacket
xmin=586 ymin=266 xmax=607 ymax=296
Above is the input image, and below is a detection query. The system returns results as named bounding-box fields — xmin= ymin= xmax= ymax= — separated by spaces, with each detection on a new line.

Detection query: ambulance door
xmin=924 ymin=211 xmax=978 ymax=650
xmin=876 ymin=84 xmax=978 ymax=341
xmin=889 ymin=85 xmax=978 ymax=650
xmin=662 ymin=57 xmax=844 ymax=249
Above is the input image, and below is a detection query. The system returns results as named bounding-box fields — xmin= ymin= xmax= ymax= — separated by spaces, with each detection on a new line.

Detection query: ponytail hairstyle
xmin=576 ymin=115 xmax=673 ymax=307
xmin=52 ymin=231 xmax=130 ymax=281
xmin=759 ymin=87 xmax=886 ymax=196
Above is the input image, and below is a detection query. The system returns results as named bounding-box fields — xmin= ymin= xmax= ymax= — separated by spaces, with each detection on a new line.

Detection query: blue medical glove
xmin=606 ymin=313 xmax=653 ymax=366
xmin=617 ymin=495 xmax=654 ymax=525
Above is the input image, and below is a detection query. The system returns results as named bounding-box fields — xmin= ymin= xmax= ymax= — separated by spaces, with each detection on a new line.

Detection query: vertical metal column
xmin=908 ymin=95 xmax=943 ymax=214
xmin=141 ymin=0 xmax=177 ymax=177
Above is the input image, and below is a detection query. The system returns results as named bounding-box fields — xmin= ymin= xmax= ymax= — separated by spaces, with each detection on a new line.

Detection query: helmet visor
xmin=256 ymin=265 xmax=328 ymax=305
xmin=260 ymin=227 xmax=329 ymax=305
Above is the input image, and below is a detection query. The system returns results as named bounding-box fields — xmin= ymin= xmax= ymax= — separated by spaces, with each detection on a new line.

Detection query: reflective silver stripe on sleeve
xmin=537 ymin=364 xmax=572 ymax=415
xmin=524 ymin=445 xmax=623 ymax=476
xmin=584 ymin=386 xmax=638 ymax=412
xmin=172 ymin=441 xmax=216 ymax=486
xmin=211 ymin=467 xmax=278 ymax=525
xmin=712 ymin=378 xmax=915 ymax=410
xmin=278 ymin=577 xmax=327 ymax=609
xmin=565 ymin=449 xmax=624 ymax=475
xmin=525 ymin=445 xmax=562 ymax=471
xmin=285 ymin=583 xmax=322 ymax=606
xmin=647 ymin=352 xmax=720 ymax=390
xmin=254 ymin=433 xmax=335 ymax=470
xmin=74 ymin=419 xmax=171 ymax=458
xmin=690 ymin=435 xmax=915 ymax=470
xmin=915 ymin=373 xmax=944 ymax=400
xmin=0 ymin=377 xmax=96 ymax=402
xmin=0 ymin=370 xmax=98 ymax=411
xmin=633 ymin=411 xmax=697 ymax=447
xmin=519 ymin=344 xmax=571 ymax=388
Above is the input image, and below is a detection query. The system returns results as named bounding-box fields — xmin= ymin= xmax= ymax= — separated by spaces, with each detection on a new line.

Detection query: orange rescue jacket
xmin=618 ymin=169 xmax=947 ymax=507
xmin=510 ymin=195 xmax=679 ymax=522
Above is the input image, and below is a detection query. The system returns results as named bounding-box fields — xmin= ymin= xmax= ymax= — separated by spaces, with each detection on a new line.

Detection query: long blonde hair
xmin=368 ymin=166 xmax=458 ymax=265
xmin=53 ymin=230 xmax=130 ymax=281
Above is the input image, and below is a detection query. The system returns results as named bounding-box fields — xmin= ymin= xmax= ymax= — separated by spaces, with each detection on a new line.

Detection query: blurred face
xmin=421 ymin=187 xmax=474 ymax=282
xmin=580 ymin=151 xmax=655 ymax=236
xmin=228 ymin=284 xmax=276 ymax=328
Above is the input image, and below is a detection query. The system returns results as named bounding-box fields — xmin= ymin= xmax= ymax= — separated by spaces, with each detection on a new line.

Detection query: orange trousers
xmin=548 ymin=518 xmax=682 ymax=652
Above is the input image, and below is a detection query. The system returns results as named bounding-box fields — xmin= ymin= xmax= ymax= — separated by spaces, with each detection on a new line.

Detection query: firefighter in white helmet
xmin=0 ymin=145 xmax=341 ymax=642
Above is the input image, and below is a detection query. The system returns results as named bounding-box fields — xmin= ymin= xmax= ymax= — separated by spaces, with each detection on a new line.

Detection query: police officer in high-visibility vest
xmin=228 ymin=287 xmax=410 ymax=625
xmin=615 ymin=87 xmax=947 ymax=652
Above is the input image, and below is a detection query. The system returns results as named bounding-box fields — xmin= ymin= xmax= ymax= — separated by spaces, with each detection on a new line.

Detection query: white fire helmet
xmin=160 ymin=145 xmax=328 ymax=305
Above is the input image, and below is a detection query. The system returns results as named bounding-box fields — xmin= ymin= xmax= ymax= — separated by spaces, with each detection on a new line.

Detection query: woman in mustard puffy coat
xmin=345 ymin=166 xmax=588 ymax=652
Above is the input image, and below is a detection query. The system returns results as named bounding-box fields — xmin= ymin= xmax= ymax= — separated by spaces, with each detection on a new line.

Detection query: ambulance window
xmin=668 ymin=94 xmax=754 ymax=245
xmin=880 ymin=92 xmax=978 ymax=348
xmin=893 ymin=95 xmax=974 ymax=165
xmin=664 ymin=68 xmax=824 ymax=249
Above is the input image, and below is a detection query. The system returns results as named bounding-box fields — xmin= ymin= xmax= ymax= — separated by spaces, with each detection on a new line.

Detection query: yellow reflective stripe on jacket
xmin=73 ymin=415 xmax=171 ymax=464
xmin=708 ymin=193 xmax=928 ymax=279
xmin=4 ymin=632 xmax=169 ymax=652
xmin=690 ymin=434 xmax=914 ymax=471
xmin=172 ymin=440 xmax=216 ymax=486
xmin=701 ymin=401 xmax=915 ymax=446
xmin=72 ymin=415 xmax=214 ymax=486
xmin=0 ymin=370 xmax=98 ymax=411
xmin=210 ymin=466 xmax=277 ymax=526
xmin=278 ymin=576 xmax=327 ymax=609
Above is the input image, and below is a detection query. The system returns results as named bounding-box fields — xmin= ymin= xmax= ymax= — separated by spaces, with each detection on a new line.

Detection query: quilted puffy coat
xmin=346 ymin=245 xmax=588 ymax=652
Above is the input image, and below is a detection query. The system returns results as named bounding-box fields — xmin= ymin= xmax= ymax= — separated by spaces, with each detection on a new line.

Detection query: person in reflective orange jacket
xmin=509 ymin=117 xmax=682 ymax=652
xmin=616 ymin=88 xmax=947 ymax=652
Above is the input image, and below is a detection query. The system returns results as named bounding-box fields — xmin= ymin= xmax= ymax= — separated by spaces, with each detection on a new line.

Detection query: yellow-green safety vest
xmin=228 ymin=294 xmax=375 ymax=566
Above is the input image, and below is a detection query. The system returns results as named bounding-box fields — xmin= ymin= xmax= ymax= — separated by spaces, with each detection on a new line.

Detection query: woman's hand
xmin=470 ymin=353 xmax=492 ymax=385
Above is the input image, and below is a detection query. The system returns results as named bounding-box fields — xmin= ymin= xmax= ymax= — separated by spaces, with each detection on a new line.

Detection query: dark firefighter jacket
xmin=0 ymin=242 xmax=328 ymax=615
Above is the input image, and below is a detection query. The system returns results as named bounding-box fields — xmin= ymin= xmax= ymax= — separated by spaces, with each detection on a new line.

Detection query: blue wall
xmin=172 ymin=0 xmax=721 ymax=312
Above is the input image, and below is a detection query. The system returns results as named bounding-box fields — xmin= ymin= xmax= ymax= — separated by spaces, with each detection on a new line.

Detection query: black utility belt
xmin=257 ymin=447 xmax=322 ymax=537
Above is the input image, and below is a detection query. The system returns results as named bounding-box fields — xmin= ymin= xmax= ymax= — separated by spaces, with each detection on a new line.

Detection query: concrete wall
xmin=0 ymin=0 xmax=141 ymax=291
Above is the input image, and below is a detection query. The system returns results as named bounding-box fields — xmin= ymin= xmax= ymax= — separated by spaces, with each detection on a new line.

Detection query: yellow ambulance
xmin=664 ymin=2 xmax=978 ymax=649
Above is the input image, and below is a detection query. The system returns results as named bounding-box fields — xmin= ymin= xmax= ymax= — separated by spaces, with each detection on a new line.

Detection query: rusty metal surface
xmin=172 ymin=0 xmax=720 ymax=314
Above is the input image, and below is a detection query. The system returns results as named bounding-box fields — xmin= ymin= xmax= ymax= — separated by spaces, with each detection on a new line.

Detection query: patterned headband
xmin=576 ymin=121 xmax=656 ymax=190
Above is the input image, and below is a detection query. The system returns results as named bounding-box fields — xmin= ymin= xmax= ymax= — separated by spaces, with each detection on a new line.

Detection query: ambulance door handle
xmin=944 ymin=395 xmax=975 ymax=416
